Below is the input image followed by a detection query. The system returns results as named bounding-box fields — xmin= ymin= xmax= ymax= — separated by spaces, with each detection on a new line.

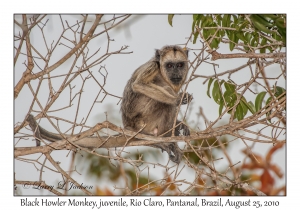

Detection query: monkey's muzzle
xmin=170 ymin=77 xmax=182 ymax=84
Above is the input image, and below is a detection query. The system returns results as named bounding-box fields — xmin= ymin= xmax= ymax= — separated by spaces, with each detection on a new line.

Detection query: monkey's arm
xmin=132 ymin=61 xmax=178 ymax=105
xmin=133 ymin=83 xmax=178 ymax=104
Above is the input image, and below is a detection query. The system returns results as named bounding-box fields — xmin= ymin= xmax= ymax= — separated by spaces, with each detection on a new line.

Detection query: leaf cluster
xmin=168 ymin=14 xmax=286 ymax=52
xmin=207 ymin=78 xmax=285 ymax=121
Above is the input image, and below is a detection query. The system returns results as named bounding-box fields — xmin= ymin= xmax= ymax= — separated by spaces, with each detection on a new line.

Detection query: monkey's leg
xmin=124 ymin=125 xmax=182 ymax=164
xmin=174 ymin=120 xmax=190 ymax=136
xmin=159 ymin=120 xmax=190 ymax=163
xmin=149 ymin=121 xmax=190 ymax=164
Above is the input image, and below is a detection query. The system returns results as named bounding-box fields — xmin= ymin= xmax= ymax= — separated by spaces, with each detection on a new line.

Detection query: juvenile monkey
xmin=121 ymin=45 xmax=192 ymax=163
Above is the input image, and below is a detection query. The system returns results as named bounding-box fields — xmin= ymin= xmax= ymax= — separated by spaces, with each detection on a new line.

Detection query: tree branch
xmin=14 ymin=105 xmax=286 ymax=158
xmin=14 ymin=14 xmax=103 ymax=99
xmin=209 ymin=50 xmax=286 ymax=61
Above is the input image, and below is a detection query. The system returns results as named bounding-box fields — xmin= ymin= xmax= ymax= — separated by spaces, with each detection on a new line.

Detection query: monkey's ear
xmin=183 ymin=47 xmax=189 ymax=57
xmin=155 ymin=49 xmax=161 ymax=61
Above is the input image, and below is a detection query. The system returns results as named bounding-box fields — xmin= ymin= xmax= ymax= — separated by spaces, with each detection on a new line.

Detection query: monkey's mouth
xmin=171 ymin=78 xmax=182 ymax=84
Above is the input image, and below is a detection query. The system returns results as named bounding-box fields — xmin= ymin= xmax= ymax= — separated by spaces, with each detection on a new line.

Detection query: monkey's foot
xmin=151 ymin=143 xmax=182 ymax=164
xmin=175 ymin=122 xmax=190 ymax=136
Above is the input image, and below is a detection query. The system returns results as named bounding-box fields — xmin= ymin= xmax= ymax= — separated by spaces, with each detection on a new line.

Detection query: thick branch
xmin=239 ymin=183 xmax=266 ymax=196
xmin=14 ymin=110 xmax=285 ymax=157
xmin=210 ymin=50 xmax=286 ymax=61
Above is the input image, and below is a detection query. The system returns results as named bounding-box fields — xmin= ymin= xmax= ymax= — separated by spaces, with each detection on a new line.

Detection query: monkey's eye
xmin=167 ymin=63 xmax=173 ymax=68
xmin=177 ymin=63 xmax=183 ymax=68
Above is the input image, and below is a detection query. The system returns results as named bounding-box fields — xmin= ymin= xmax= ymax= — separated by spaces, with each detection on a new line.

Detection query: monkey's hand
xmin=177 ymin=92 xmax=193 ymax=106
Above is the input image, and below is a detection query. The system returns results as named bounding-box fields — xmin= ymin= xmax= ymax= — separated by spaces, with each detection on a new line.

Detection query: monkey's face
xmin=155 ymin=45 xmax=188 ymax=92
xmin=164 ymin=61 xmax=187 ymax=85
xmin=159 ymin=48 xmax=188 ymax=91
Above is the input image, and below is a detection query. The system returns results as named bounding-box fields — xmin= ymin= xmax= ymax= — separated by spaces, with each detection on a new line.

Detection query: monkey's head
xmin=155 ymin=45 xmax=189 ymax=92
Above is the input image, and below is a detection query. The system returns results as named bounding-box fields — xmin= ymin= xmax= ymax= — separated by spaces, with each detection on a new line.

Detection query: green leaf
xmin=273 ymin=86 xmax=286 ymax=98
xmin=206 ymin=15 xmax=213 ymax=25
xmin=168 ymin=14 xmax=175 ymax=26
xmin=203 ymin=29 xmax=209 ymax=40
xmin=224 ymin=81 xmax=235 ymax=92
xmin=278 ymin=29 xmax=286 ymax=45
xmin=275 ymin=17 xmax=285 ymax=29
xmin=193 ymin=14 xmax=200 ymax=21
xmin=224 ymin=91 xmax=237 ymax=110
xmin=256 ymin=15 xmax=274 ymax=27
xmin=238 ymin=20 xmax=248 ymax=31
xmin=261 ymin=14 xmax=278 ymax=21
xmin=255 ymin=91 xmax=267 ymax=112
xmin=225 ymin=28 xmax=231 ymax=38
xmin=267 ymin=46 xmax=273 ymax=53
xmin=220 ymin=80 xmax=225 ymax=86
xmin=212 ymin=80 xmax=221 ymax=104
xmin=193 ymin=32 xmax=199 ymax=44
xmin=211 ymin=38 xmax=218 ymax=49
xmin=235 ymin=104 xmax=244 ymax=121
xmin=232 ymin=15 xmax=238 ymax=24
xmin=244 ymin=32 xmax=252 ymax=43
xmin=234 ymin=32 xmax=240 ymax=46
xmin=272 ymin=32 xmax=281 ymax=42
xmin=250 ymin=34 xmax=259 ymax=47
xmin=240 ymin=97 xmax=255 ymax=114
xmin=208 ymin=22 xmax=217 ymax=36
xmin=229 ymin=32 xmax=236 ymax=51
xmin=254 ymin=34 xmax=259 ymax=47
xmin=224 ymin=90 xmax=233 ymax=102
xmin=265 ymin=97 xmax=273 ymax=122
xmin=243 ymin=45 xmax=250 ymax=52
xmin=201 ymin=15 xmax=209 ymax=28
xmin=207 ymin=78 xmax=214 ymax=98
xmin=247 ymin=101 xmax=256 ymax=114
xmin=240 ymin=99 xmax=249 ymax=117
xmin=192 ymin=21 xmax=196 ymax=33
xmin=260 ymin=37 xmax=267 ymax=53
xmin=192 ymin=14 xmax=202 ymax=33
xmin=220 ymin=29 xmax=225 ymax=37
xmin=273 ymin=86 xmax=286 ymax=110
xmin=216 ymin=14 xmax=222 ymax=25
xmin=222 ymin=14 xmax=230 ymax=27
xmin=196 ymin=15 xmax=202 ymax=26
xmin=250 ymin=15 xmax=275 ymax=34
xmin=236 ymin=31 xmax=246 ymax=42
xmin=266 ymin=96 xmax=272 ymax=106
xmin=219 ymin=99 xmax=224 ymax=116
